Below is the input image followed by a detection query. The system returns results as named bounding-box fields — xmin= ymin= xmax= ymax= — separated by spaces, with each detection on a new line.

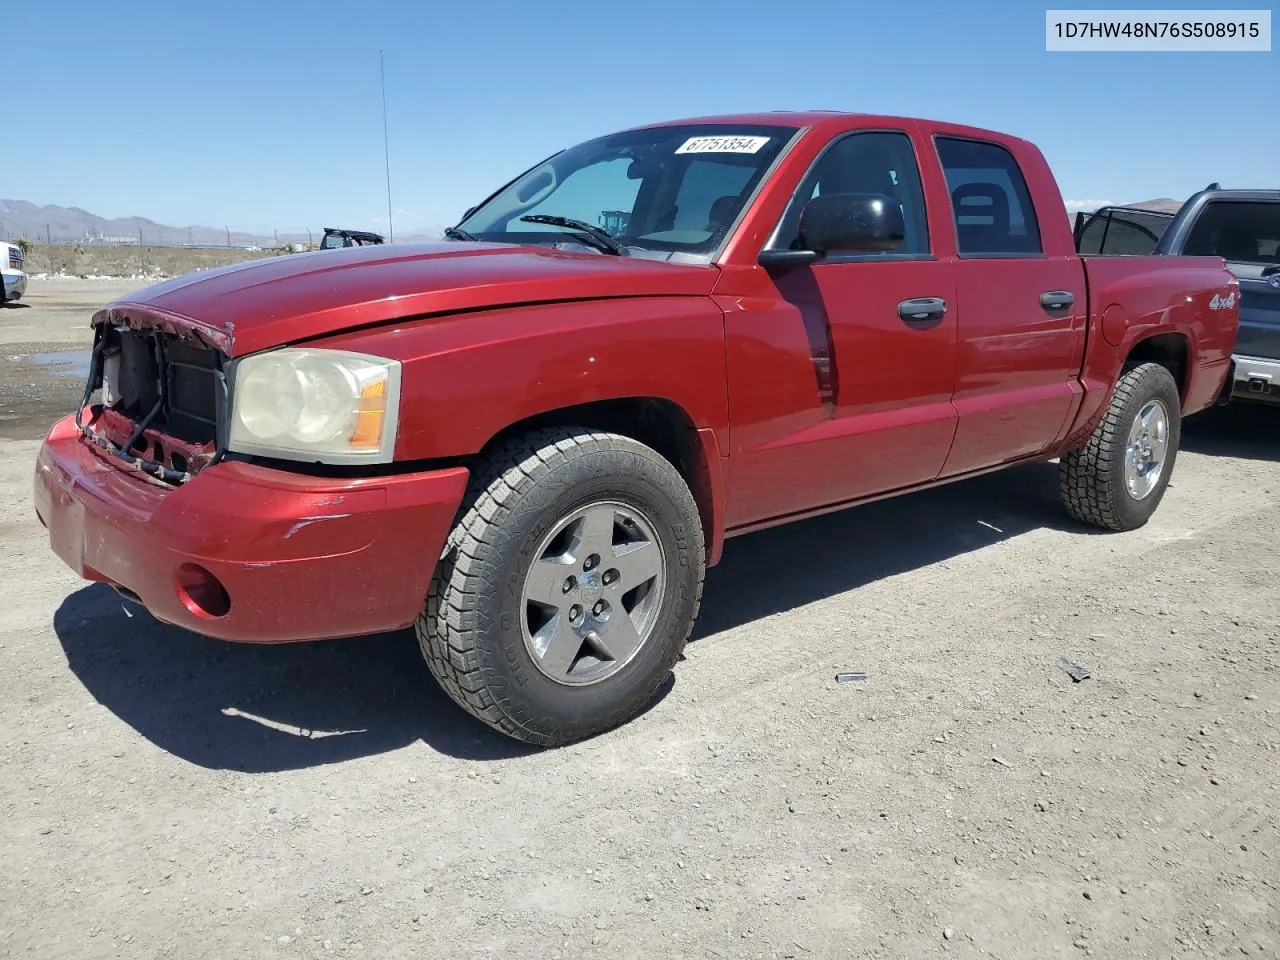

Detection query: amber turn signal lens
xmin=350 ymin=379 xmax=388 ymax=449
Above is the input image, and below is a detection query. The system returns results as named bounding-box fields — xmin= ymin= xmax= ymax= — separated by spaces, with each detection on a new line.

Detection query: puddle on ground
xmin=22 ymin=351 xmax=92 ymax=379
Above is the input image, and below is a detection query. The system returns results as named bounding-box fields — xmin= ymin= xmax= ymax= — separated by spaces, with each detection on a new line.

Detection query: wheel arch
xmin=1123 ymin=331 xmax=1191 ymax=407
xmin=478 ymin=396 xmax=727 ymax=566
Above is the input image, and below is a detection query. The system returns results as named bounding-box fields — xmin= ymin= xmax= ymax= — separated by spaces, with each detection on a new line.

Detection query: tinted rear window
xmin=936 ymin=137 xmax=1042 ymax=256
xmin=1076 ymin=209 xmax=1171 ymax=255
xmin=1182 ymin=201 xmax=1280 ymax=264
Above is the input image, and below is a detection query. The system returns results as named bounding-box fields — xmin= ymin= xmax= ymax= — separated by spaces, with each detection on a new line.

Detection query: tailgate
xmin=1234 ymin=271 xmax=1280 ymax=359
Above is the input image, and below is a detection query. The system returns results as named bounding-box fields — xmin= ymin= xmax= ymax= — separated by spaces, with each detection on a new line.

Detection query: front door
xmin=725 ymin=129 xmax=958 ymax=527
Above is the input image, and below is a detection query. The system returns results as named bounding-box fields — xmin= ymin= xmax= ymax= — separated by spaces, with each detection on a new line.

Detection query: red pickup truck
xmin=34 ymin=112 xmax=1239 ymax=746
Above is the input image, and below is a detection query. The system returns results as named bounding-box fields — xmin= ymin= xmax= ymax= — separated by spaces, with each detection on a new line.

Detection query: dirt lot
xmin=22 ymin=245 xmax=274 ymax=281
xmin=1 ymin=279 xmax=1277 ymax=959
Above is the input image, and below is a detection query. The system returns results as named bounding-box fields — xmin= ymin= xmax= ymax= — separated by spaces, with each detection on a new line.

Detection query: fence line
xmin=0 ymin=228 xmax=325 ymax=250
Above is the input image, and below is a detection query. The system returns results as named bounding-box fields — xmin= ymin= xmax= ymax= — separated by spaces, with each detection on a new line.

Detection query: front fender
xmin=313 ymin=296 xmax=731 ymax=462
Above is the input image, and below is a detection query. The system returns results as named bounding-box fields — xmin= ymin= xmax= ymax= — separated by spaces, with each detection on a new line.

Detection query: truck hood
xmin=93 ymin=241 xmax=720 ymax=356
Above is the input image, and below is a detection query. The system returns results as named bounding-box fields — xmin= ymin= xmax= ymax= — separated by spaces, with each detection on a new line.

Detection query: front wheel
xmin=417 ymin=427 xmax=706 ymax=746
xmin=1059 ymin=361 xmax=1182 ymax=531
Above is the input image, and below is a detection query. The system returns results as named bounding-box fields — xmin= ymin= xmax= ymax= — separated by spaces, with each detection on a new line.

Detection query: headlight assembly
xmin=228 ymin=348 xmax=402 ymax=464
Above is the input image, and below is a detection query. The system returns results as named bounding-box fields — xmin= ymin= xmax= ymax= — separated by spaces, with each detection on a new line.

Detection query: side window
xmin=1096 ymin=219 xmax=1158 ymax=255
xmin=1077 ymin=212 xmax=1165 ymax=255
xmin=770 ymin=131 xmax=930 ymax=256
xmin=1182 ymin=201 xmax=1280 ymax=264
xmin=935 ymin=137 xmax=1042 ymax=256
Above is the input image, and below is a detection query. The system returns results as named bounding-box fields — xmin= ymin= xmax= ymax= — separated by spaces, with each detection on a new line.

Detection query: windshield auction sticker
xmin=675 ymin=136 xmax=771 ymax=155
xmin=1046 ymin=9 xmax=1271 ymax=50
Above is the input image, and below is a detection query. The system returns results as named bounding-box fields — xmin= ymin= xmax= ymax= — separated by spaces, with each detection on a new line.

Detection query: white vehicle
xmin=1 ymin=241 xmax=27 ymax=305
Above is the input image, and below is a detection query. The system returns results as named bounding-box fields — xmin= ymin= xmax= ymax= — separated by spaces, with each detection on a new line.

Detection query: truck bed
xmin=1071 ymin=253 xmax=1238 ymax=431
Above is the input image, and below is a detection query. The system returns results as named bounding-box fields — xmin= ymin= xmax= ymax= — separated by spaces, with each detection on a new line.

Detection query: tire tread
xmin=1059 ymin=362 xmax=1180 ymax=531
xmin=416 ymin=427 xmax=704 ymax=746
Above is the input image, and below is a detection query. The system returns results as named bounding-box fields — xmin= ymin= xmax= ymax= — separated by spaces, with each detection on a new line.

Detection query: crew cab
xmin=33 ymin=112 xmax=1239 ymax=746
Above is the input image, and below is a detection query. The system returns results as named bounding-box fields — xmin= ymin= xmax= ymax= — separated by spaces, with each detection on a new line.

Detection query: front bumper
xmin=1230 ymin=353 xmax=1280 ymax=403
xmin=1 ymin=270 xmax=26 ymax=301
xmin=33 ymin=414 xmax=469 ymax=643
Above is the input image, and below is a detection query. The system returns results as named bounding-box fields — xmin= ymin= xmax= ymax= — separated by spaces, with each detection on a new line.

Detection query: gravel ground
xmin=1 ymin=278 xmax=1277 ymax=959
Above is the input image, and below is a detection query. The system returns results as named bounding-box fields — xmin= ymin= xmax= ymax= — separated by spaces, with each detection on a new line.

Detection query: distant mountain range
xmin=1124 ymin=198 xmax=1182 ymax=214
xmin=0 ymin=199 xmax=442 ymax=247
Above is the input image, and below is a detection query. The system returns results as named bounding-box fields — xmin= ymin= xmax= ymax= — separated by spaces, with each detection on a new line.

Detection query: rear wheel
xmin=1059 ymin=362 xmax=1182 ymax=531
xmin=417 ymin=427 xmax=705 ymax=746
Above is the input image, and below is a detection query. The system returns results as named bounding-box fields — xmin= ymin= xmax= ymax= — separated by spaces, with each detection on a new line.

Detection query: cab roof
xmin=619 ymin=110 xmax=1035 ymax=148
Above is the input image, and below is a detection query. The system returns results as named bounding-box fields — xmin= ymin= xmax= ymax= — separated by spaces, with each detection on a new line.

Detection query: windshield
xmin=1182 ymin=200 xmax=1280 ymax=265
xmin=455 ymin=123 xmax=801 ymax=261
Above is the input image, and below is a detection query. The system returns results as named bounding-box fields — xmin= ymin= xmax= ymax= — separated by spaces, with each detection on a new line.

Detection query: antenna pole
xmin=380 ymin=50 xmax=394 ymax=243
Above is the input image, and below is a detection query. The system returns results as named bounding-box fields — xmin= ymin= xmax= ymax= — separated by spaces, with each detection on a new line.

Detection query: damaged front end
xmin=75 ymin=304 xmax=232 ymax=485
xmin=35 ymin=297 xmax=471 ymax=644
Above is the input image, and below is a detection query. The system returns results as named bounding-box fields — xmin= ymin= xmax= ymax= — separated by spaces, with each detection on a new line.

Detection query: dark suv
xmin=1156 ymin=188 xmax=1280 ymax=404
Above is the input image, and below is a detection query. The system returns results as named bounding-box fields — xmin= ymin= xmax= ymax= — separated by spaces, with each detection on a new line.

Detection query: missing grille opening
xmin=78 ymin=324 xmax=229 ymax=485
xmin=108 ymin=328 xmax=220 ymax=446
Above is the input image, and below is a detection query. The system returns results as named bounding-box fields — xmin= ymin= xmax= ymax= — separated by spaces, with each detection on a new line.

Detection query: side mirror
xmin=798 ymin=193 xmax=905 ymax=254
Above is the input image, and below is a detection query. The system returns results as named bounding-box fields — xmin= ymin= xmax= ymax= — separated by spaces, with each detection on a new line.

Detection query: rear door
xmin=1180 ymin=199 xmax=1280 ymax=368
xmin=932 ymin=136 xmax=1087 ymax=477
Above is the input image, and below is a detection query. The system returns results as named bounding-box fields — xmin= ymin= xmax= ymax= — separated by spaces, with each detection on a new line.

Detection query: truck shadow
xmin=1181 ymin=402 xmax=1279 ymax=462
xmin=53 ymin=589 xmax=546 ymax=770
xmin=692 ymin=460 xmax=1072 ymax=639
xmin=53 ymin=459 xmax=1083 ymax=773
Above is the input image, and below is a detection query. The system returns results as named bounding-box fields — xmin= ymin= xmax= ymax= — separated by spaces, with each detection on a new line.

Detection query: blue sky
xmin=7 ymin=0 xmax=1276 ymax=235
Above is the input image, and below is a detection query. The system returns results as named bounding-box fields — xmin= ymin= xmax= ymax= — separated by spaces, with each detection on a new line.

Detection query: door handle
xmin=898 ymin=297 xmax=947 ymax=323
xmin=1040 ymin=290 xmax=1075 ymax=310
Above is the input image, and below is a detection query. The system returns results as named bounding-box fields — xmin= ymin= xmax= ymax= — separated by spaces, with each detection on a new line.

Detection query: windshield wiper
xmin=518 ymin=214 xmax=628 ymax=256
xmin=443 ymin=226 xmax=478 ymax=242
